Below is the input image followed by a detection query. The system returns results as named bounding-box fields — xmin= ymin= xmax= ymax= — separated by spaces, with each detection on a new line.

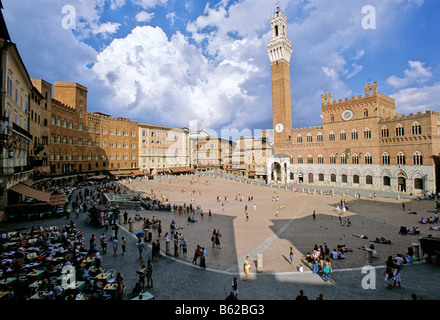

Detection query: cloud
xmin=135 ymin=11 xmax=155 ymax=23
xmin=386 ymin=60 xmax=432 ymax=89
xmin=91 ymin=21 xmax=121 ymax=36
xmin=91 ymin=26 xmax=265 ymax=130
xmin=132 ymin=0 xmax=168 ymax=10
xmin=391 ymin=83 xmax=440 ymax=114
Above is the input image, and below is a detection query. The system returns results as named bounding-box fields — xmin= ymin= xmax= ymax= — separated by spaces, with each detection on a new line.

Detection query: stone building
xmin=0 ymin=4 xmax=33 ymax=214
xmin=267 ymin=8 xmax=440 ymax=194
xmin=138 ymin=123 xmax=191 ymax=175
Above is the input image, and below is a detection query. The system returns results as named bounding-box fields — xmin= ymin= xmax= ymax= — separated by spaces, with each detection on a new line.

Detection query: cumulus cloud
xmin=135 ymin=11 xmax=155 ymax=23
xmin=391 ymin=83 xmax=440 ymax=114
xmin=386 ymin=60 xmax=432 ymax=89
xmin=91 ymin=26 xmax=264 ymax=130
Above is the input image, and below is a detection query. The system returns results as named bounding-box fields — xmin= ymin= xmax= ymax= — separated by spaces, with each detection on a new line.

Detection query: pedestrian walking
xmin=290 ymin=247 xmax=295 ymax=266
xmin=100 ymin=233 xmax=107 ymax=254
xmin=137 ymin=240 xmax=145 ymax=262
xmin=121 ymin=237 xmax=127 ymax=255
xmin=275 ymin=210 xmax=279 ymax=217
xmin=323 ymin=259 xmax=333 ymax=282
xmin=232 ymin=277 xmax=239 ymax=299
xmin=200 ymin=247 xmax=207 ymax=269
xmin=113 ymin=237 xmax=118 ymax=256
xmin=243 ymin=256 xmax=251 ymax=280
xmin=312 ymin=210 xmax=316 ymax=220
xmin=146 ymin=259 xmax=153 ymax=288
xmin=123 ymin=211 xmax=128 ymax=224
xmin=181 ymin=238 xmax=188 ymax=258
xmin=137 ymin=264 xmax=146 ymax=288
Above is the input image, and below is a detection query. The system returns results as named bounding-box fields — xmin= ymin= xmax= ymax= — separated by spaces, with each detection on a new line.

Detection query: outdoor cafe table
xmin=64 ymin=281 xmax=85 ymax=292
xmin=0 ymin=277 xmax=17 ymax=288
xmin=0 ymin=290 xmax=10 ymax=300
xmin=130 ymin=292 xmax=155 ymax=300
xmin=103 ymin=283 xmax=117 ymax=297
xmin=27 ymin=269 xmax=46 ymax=281
xmin=95 ymin=273 xmax=111 ymax=283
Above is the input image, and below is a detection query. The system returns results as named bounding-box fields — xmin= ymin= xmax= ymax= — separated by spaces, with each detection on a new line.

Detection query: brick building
xmin=267 ymin=8 xmax=440 ymax=194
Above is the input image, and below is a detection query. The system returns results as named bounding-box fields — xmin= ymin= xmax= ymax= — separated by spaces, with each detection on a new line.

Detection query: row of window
xmin=295 ymin=123 xmax=423 ymax=143
xmin=300 ymin=173 xmax=424 ymax=189
xmin=50 ymin=154 xmax=136 ymax=161
xmin=51 ymin=117 xmax=137 ymax=137
xmin=293 ymin=152 xmax=424 ymax=165
xmin=50 ymin=135 xmax=136 ymax=148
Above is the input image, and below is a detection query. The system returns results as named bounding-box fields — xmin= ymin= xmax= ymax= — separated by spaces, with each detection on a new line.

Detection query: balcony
xmin=12 ymin=123 xmax=32 ymax=141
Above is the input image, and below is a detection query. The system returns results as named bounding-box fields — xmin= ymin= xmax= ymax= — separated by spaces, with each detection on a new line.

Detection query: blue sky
xmin=2 ymin=0 xmax=440 ymax=136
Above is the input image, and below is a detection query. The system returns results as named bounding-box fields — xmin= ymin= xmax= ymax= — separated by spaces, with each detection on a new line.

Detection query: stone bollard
xmin=118 ymin=213 xmax=123 ymax=225
xmin=257 ymin=254 xmax=263 ymax=273
xmin=365 ymin=248 xmax=373 ymax=264
xmin=412 ymin=243 xmax=420 ymax=261
xmin=129 ymin=220 xmax=133 ymax=232
xmin=166 ymin=240 xmax=171 ymax=256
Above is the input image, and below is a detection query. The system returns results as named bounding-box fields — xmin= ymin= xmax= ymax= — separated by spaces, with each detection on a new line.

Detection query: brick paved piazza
xmin=2 ymin=174 xmax=440 ymax=301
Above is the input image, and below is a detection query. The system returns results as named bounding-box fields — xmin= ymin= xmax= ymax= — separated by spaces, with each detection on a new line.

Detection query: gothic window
xmin=330 ymin=154 xmax=336 ymax=164
xmin=382 ymin=153 xmax=390 ymax=165
xmin=352 ymin=153 xmax=359 ymax=164
xmin=365 ymin=153 xmax=372 ymax=165
xmin=307 ymin=154 xmax=313 ymax=164
xmin=340 ymin=130 xmax=346 ymax=141
xmin=297 ymin=135 xmax=302 ymax=143
xmin=307 ymin=134 xmax=313 ymax=143
xmin=396 ymin=125 xmax=404 ymax=137
xmin=351 ymin=130 xmax=358 ymax=140
xmin=329 ymin=132 xmax=335 ymax=141
xmin=318 ymin=154 xmax=324 ymax=164
xmin=341 ymin=154 xmax=347 ymax=164
xmin=297 ymin=155 xmax=303 ymax=164
xmin=412 ymin=122 xmax=422 ymax=135
xmin=317 ymin=133 xmax=323 ymax=142
xmin=413 ymin=152 xmax=423 ymax=165
xmin=381 ymin=127 xmax=389 ymax=138
xmin=397 ymin=152 xmax=406 ymax=165
xmin=364 ymin=128 xmax=371 ymax=139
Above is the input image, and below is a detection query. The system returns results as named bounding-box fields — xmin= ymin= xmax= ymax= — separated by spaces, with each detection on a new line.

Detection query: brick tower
xmin=267 ymin=7 xmax=293 ymax=143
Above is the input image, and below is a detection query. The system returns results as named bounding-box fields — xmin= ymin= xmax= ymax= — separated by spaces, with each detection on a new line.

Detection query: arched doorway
xmin=272 ymin=162 xmax=281 ymax=182
xmin=398 ymin=176 xmax=406 ymax=192
xmin=308 ymin=173 xmax=313 ymax=183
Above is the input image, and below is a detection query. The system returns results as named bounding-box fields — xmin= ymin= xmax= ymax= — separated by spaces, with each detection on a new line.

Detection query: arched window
xmin=381 ymin=126 xmax=389 ymax=138
xmin=330 ymin=173 xmax=336 ymax=182
xmin=318 ymin=173 xmax=324 ymax=181
xmin=414 ymin=178 xmax=424 ymax=190
xmin=329 ymin=131 xmax=335 ymax=141
xmin=413 ymin=152 xmax=423 ymax=165
xmin=365 ymin=153 xmax=372 ymax=165
xmin=364 ymin=128 xmax=371 ymax=139
xmin=351 ymin=129 xmax=358 ymax=140
xmin=352 ymin=153 xmax=359 ymax=164
xmin=297 ymin=135 xmax=302 ymax=143
xmin=307 ymin=133 xmax=313 ymax=143
xmin=297 ymin=155 xmax=303 ymax=164
xmin=397 ymin=152 xmax=406 ymax=165
xmin=366 ymin=175 xmax=373 ymax=185
xmin=317 ymin=132 xmax=323 ymax=142
xmin=330 ymin=115 xmax=334 ymax=122
xmin=318 ymin=154 xmax=324 ymax=164
xmin=307 ymin=154 xmax=313 ymax=164
xmin=330 ymin=154 xmax=336 ymax=164
xmin=341 ymin=174 xmax=348 ymax=183
xmin=340 ymin=130 xmax=346 ymax=141
xmin=353 ymin=175 xmax=360 ymax=184
xmin=396 ymin=124 xmax=404 ymax=137
xmin=341 ymin=153 xmax=347 ymax=164
xmin=382 ymin=152 xmax=390 ymax=165
xmin=363 ymin=109 xmax=369 ymax=117
xmin=383 ymin=176 xmax=391 ymax=186
xmin=412 ymin=122 xmax=422 ymax=135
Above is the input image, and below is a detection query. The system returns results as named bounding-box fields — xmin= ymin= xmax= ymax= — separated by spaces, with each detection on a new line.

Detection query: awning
xmin=169 ymin=167 xmax=195 ymax=174
xmin=49 ymin=194 xmax=66 ymax=206
xmin=9 ymin=183 xmax=51 ymax=203
xmin=131 ymin=170 xmax=146 ymax=176
xmin=87 ymin=175 xmax=108 ymax=180
xmin=22 ymin=179 xmax=34 ymax=186
xmin=155 ymin=168 xmax=170 ymax=173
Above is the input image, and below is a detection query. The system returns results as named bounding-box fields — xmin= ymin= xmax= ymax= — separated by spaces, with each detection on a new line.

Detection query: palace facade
xmin=267 ymin=8 xmax=440 ymax=194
